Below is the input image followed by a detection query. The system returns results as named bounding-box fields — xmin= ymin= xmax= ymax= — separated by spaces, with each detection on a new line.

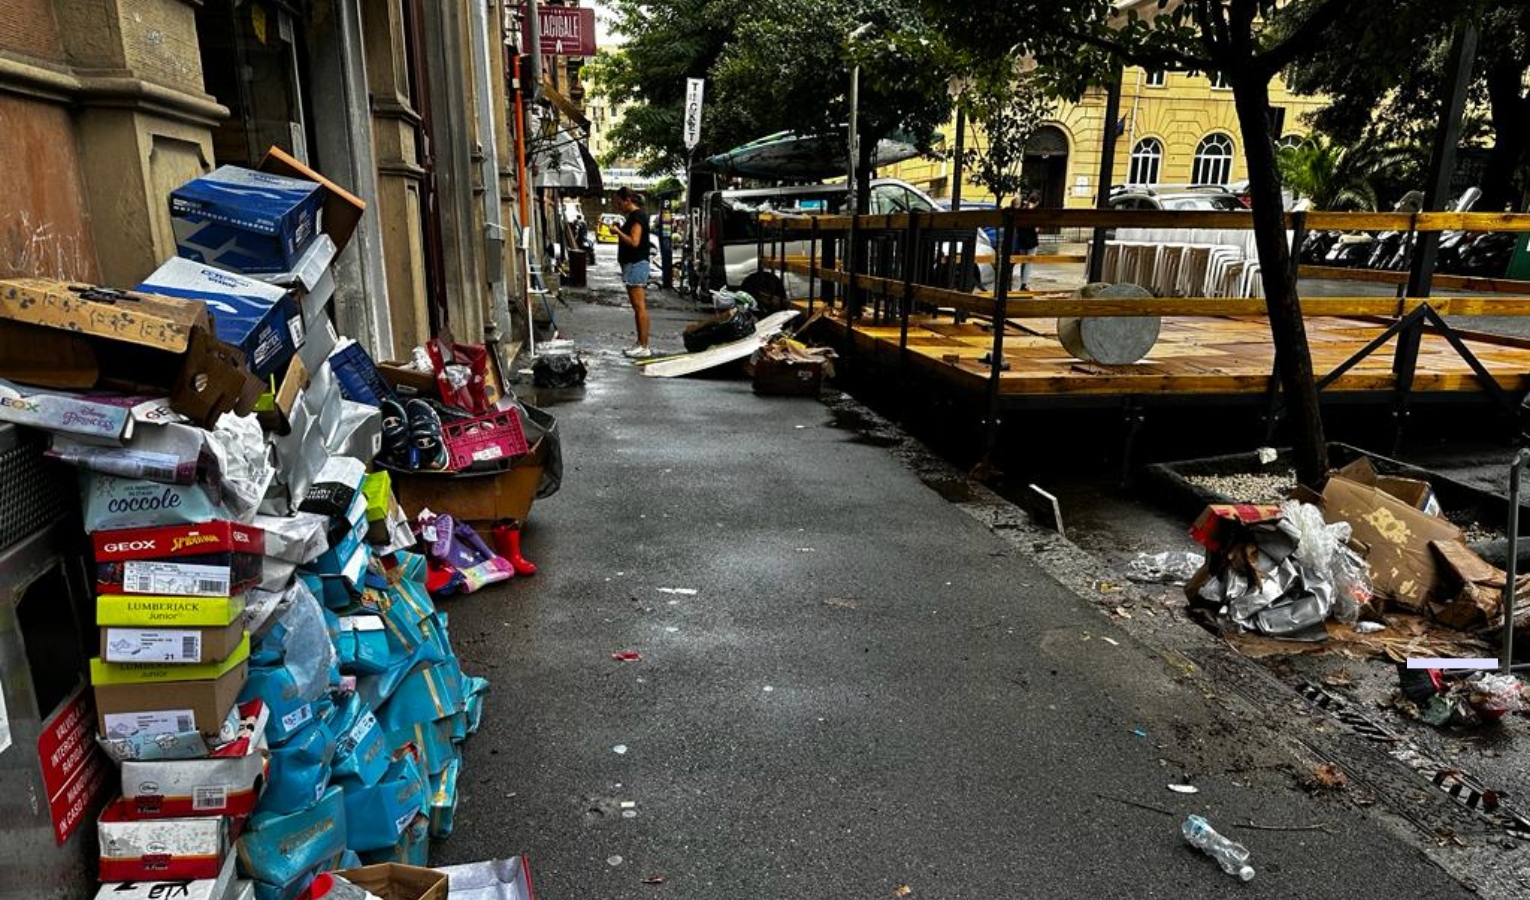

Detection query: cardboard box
xmin=391 ymin=438 xmax=546 ymax=525
xmin=170 ymin=165 xmax=325 ymax=274
xmin=96 ymin=849 xmax=237 ymax=900
xmin=138 ymin=258 xmax=305 ymax=378
xmin=119 ymin=712 xmax=268 ymax=816
xmin=0 ymin=280 xmax=261 ymax=427
xmin=751 ymin=356 xmax=826 ymax=397
xmin=1188 ymin=503 xmax=1284 ymax=552
xmin=91 ymin=633 xmax=250 ymax=685
xmin=98 ymin=593 xmax=247 ymax=628
xmin=252 ymin=233 xmax=336 ymax=295
xmin=377 ymin=362 xmax=439 ymax=401
xmin=83 ymin=474 xmax=229 ymax=533
xmin=94 ymin=521 xmax=265 ymax=596
xmin=98 ymin=801 xmax=231 ymax=881
xmin=260 ymin=147 xmax=366 ymax=253
xmin=1321 ymin=474 xmax=1462 ymax=612
xmin=0 ymin=378 xmax=136 ymax=443
xmin=95 ymin=660 xmax=249 ymax=741
xmin=102 ymin=622 xmax=247 ymax=665
xmin=1333 ymin=458 xmax=1442 ymax=516
xmin=335 ymin=864 xmax=448 ymax=900
xmin=255 ymin=354 xmax=309 ymax=436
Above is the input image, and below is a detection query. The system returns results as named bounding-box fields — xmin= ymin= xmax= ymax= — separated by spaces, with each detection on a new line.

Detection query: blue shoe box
xmin=138 ymin=258 xmax=304 ymax=378
xmin=171 ymin=166 xmax=326 ymax=274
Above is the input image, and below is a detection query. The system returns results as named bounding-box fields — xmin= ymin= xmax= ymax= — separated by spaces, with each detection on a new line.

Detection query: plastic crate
xmin=330 ymin=340 xmax=394 ymax=406
xmin=443 ymin=410 xmax=529 ymax=471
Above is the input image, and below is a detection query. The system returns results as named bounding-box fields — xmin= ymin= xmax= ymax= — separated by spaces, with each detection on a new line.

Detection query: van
xmin=694 ymin=178 xmax=995 ymax=299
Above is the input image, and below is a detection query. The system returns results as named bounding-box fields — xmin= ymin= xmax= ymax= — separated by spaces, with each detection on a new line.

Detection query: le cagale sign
xmin=521 ymin=5 xmax=596 ymax=57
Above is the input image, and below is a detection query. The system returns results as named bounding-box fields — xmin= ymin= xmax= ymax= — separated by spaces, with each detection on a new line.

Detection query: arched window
xmin=1129 ymin=137 xmax=1163 ymax=185
xmin=1192 ymin=133 xmax=1234 ymax=185
xmin=1276 ymin=134 xmax=1304 ymax=152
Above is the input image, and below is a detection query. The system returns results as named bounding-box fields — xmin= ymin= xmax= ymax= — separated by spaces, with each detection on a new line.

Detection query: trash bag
xmin=532 ymin=352 xmax=587 ymax=388
xmin=521 ymin=402 xmax=563 ymax=499
xmin=682 ymin=307 xmax=757 ymax=353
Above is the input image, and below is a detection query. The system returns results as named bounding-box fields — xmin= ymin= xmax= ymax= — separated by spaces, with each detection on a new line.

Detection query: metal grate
xmin=0 ymin=425 xmax=73 ymax=552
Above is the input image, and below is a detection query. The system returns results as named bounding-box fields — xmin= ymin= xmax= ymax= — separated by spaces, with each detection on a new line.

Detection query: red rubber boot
xmin=492 ymin=519 xmax=538 ymax=576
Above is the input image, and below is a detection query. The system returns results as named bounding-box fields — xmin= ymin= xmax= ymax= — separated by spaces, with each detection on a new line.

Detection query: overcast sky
xmin=592 ymin=0 xmax=620 ymax=47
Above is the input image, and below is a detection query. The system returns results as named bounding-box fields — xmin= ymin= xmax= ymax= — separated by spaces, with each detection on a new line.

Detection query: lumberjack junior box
xmin=97 ymin=593 xmax=246 ymax=628
xmin=100 ymin=620 xmax=246 ymax=665
xmin=92 ymin=636 xmax=251 ymax=740
xmin=94 ymin=521 xmax=265 ymax=596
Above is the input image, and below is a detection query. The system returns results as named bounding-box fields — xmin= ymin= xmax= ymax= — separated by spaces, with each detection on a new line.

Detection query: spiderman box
xmin=95 ymin=521 xmax=265 ymax=597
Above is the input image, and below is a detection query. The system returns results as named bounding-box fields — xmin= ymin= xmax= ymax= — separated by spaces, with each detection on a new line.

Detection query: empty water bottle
xmin=1182 ymin=815 xmax=1255 ymax=881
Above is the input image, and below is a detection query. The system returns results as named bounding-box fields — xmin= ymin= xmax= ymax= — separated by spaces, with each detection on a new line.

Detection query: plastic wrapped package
xmin=385 ymin=717 xmax=455 ymax=776
xmin=1281 ymin=499 xmax=1372 ymax=623
xmin=337 ymin=614 xmax=391 ymax=675
xmin=254 ymin=512 xmax=331 ymax=565
xmin=376 ymin=662 xmax=460 ymax=732
xmin=428 ymin=753 xmax=460 ymax=838
xmin=250 ymin=579 xmax=335 ymax=679
xmin=256 ymin=715 xmax=336 ymax=817
xmin=210 ymin=412 xmax=274 ymax=520
xmin=357 ymin=815 xmax=429 ymax=867
xmin=1467 ymin=673 xmax=1525 ymax=717
xmin=239 ymin=786 xmax=347 ymax=895
xmin=463 ymin=676 xmax=490 ymax=737
xmin=330 ymin=692 xmax=389 ymax=788
xmin=340 ymin=754 xmax=426 ymax=852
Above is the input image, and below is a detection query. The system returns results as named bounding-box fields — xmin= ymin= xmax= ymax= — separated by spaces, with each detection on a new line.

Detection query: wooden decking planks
xmin=797 ymin=300 xmax=1530 ymax=397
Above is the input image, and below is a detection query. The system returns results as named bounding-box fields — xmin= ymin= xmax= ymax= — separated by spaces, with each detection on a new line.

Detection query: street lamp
xmin=846 ymin=22 xmax=875 ymax=212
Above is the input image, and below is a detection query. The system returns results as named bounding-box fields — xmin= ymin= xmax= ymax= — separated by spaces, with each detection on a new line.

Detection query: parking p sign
xmin=684 ymin=78 xmax=705 ymax=150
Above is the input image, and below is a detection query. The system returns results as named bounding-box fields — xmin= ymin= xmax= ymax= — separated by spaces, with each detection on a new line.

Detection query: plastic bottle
xmin=1182 ymin=815 xmax=1255 ymax=881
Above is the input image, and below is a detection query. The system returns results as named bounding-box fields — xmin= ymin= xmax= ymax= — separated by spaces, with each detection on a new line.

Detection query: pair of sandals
xmin=380 ymin=399 xmax=448 ymax=471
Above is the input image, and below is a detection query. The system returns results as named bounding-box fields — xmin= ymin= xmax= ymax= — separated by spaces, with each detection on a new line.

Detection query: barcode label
xmin=104 ymin=629 xmax=203 ymax=663
xmin=192 ymin=786 xmax=227 ymax=812
xmin=103 ymin=709 xmax=196 ymax=739
xmin=122 ymin=562 xmax=231 ymax=597
xmin=288 ymin=315 xmax=307 ymax=348
xmin=176 ymin=714 xmax=194 ymax=733
xmin=281 ymin=704 xmax=313 ymax=732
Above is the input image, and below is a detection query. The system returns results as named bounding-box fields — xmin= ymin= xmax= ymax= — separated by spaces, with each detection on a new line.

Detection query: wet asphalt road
xmin=430 ymin=269 xmax=1475 ymax=898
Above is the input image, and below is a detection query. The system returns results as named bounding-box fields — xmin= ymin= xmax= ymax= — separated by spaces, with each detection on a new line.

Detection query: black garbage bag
xmin=519 ymin=402 xmax=563 ymax=499
xmin=682 ymin=308 xmax=757 ymax=353
xmin=532 ymin=352 xmax=587 ymax=388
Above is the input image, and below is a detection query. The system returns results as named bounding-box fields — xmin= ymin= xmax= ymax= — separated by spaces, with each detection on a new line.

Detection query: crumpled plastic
xmin=1467 ymin=673 xmax=1524 ymax=716
xmin=208 ymin=411 xmax=274 ymax=521
xmin=1281 ymin=499 xmax=1371 ymax=624
xmin=1126 ymin=551 xmax=1204 ymax=585
xmin=250 ymin=579 xmax=337 ymax=701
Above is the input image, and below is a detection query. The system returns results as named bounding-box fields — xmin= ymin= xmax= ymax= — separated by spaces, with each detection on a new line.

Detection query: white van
xmin=695 ymin=178 xmax=996 ymax=299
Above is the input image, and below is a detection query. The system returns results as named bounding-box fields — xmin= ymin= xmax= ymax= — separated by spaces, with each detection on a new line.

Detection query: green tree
xmin=924 ymin=0 xmax=1456 ymax=485
xmin=1277 ymin=135 xmax=1415 ymax=211
xmin=1286 ymin=3 xmax=1527 ymax=211
xmin=955 ymin=70 xmax=1056 ymax=209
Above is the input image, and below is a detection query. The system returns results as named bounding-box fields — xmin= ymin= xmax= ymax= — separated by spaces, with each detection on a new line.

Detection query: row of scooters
xmin=1299 ymin=187 xmax=1519 ymax=276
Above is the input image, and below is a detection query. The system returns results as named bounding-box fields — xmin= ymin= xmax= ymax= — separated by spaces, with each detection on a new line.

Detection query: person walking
xmin=1008 ymin=193 xmax=1041 ymax=292
xmin=614 ymin=187 xmax=654 ymax=358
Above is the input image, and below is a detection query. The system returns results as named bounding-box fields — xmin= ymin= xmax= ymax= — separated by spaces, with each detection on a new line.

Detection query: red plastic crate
xmin=443 ymin=410 xmax=529 ymax=471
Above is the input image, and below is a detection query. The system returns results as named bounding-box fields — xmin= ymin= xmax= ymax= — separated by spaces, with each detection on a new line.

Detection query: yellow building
xmin=890 ymin=66 xmax=1328 ymax=208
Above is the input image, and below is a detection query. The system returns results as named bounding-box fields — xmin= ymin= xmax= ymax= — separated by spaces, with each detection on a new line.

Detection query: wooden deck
xmin=795 ymin=300 xmax=1530 ymax=399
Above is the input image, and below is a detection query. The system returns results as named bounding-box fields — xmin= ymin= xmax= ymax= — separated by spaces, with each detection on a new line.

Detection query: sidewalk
xmin=431 ymin=271 xmax=1477 ymax=897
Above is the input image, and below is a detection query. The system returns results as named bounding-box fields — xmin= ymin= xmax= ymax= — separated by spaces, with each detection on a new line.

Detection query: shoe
xmin=623 ymin=345 xmax=655 ymax=359
xmin=406 ymin=399 xmax=448 ymax=470
xmin=491 ymin=519 xmax=538 ymax=576
xmin=379 ymin=399 xmax=414 ymax=468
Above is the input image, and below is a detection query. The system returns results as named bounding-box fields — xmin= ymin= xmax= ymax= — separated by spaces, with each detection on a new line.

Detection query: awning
xmin=540 ymin=77 xmax=590 ymax=132
xmin=704 ymin=130 xmax=925 ymax=181
xmin=532 ymin=127 xmax=603 ymax=194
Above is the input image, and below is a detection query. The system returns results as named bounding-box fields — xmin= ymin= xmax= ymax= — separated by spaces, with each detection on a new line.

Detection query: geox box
xmin=94 ymin=521 xmax=265 ymax=597
xmin=138 ymin=258 xmax=305 ymax=378
xmin=170 ymin=166 xmax=326 ymax=274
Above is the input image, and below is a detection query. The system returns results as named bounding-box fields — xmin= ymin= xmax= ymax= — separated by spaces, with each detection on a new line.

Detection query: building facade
xmin=890 ymin=66 xmax=1328 ymax=207
xmin=0 ymin=0 xmax=552 ymax=363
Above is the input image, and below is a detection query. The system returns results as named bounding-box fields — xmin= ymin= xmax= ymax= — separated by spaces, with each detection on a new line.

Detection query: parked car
xmin=1108 ymin=184 xmax=1247 ymax=212
xmin=933 ymin=199 xmax=1000 ymax=246
xmin=595 ymin=213 xmax=624 ymax=244
xmin=695 ymin=178 xmax=997 ymax=300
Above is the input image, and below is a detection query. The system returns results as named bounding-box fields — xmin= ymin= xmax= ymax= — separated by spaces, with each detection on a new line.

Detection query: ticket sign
xmin=38 ymin=686 xmax=111 ymax=844
xmin=522 ymin=6 xmax=596 ymax=57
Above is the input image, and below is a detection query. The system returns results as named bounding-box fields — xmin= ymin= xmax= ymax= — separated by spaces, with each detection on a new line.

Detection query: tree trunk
xmin=1231 ymin=70 xmax=1330 ymax=486
xmin=1482 ymin=60 xmax=1529 ymax=211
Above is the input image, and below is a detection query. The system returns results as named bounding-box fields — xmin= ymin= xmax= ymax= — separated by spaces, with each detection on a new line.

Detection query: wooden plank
xmin=1299 ymin=265 xmax=1530 ymax=294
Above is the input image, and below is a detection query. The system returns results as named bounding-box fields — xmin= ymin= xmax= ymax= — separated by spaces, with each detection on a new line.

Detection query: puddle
xmin=829 ymin=406 xmax=904 ymax=448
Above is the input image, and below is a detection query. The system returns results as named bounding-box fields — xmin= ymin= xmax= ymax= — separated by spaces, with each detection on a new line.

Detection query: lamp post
xmin=846 ymin=23 xmax=874 ymax=212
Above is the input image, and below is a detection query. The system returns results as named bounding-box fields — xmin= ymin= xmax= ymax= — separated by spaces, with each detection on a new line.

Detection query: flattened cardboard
xmin=101 ymin=622 xmax=247 ymax=665
xmin=95 ymin=660 xmax=248 ymax=741
xmin=260 ymin=147 xmax=366 ymax=253
xmin=1321 ymin=474 xmax=1462 ymax=612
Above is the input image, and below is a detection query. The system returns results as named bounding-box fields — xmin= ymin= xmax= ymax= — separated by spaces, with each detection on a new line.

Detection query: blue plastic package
xmin=241 ymin=664 xmax=335 ymax=744
xmin=377 ymin=663 xmax=458 ymax=734
xmin=330 ymin=692 xmax=388 ymax=788
xmin=336 ymin=614 xmax=391 ymax=675
xmin=463 ymin=676 xmax=490 ymax=736
xmin=340 ymin=754 xmax=426 ymax=852
xmin=428 ymin=753 xmax=460 ymax=838
xmin=257 ymin=716 xmax=335 ymax=817
xmin=237 ymin=785 xmax=346 ymax=891
xmin=358 ymin=814 xmax=429 ymax=867
xmin=385 ymin=718 xmax=455 ymax=776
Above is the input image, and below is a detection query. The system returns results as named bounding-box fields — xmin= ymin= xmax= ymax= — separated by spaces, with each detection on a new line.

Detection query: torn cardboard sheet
xmin=1430 ymin=538 xmax=1530 ymax=632
xmin=1227 ymin=614 xmax=1492 ymax=663
xmin=640 ymin=310 xmax=800 ymax=378
xmin=1320 ymin=473 xmax=1461 ymax=613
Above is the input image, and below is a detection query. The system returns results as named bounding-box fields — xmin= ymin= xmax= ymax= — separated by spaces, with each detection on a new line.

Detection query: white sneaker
xmin=623 ymin=345 xmax=654 ymax=359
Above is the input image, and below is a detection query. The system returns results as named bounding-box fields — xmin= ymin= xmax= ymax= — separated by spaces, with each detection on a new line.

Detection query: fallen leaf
xmin=893 ymin=886 xmax=912 ymax=898
xmin=612 ymin=651 xmax=644 ymax=662
xmin=643 ymin=875 xmax=666 ymax=885
xmin=1303 ymin=763 xmax=1348 ymax=792
xmin=1321 ymin=669 xmax=1354 ymax=688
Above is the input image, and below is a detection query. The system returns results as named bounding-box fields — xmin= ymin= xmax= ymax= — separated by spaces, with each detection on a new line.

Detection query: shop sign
xmin=38 ymin=686 xmax=111 ymax=845
xmin=522 ymin=6 xmax=596 ymax=57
